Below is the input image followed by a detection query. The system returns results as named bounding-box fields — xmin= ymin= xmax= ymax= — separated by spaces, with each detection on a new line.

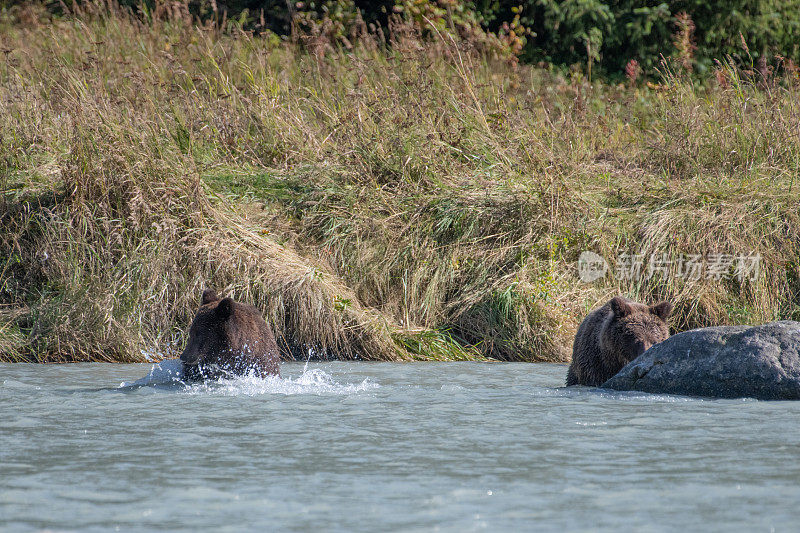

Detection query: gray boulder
xmin=601 ymin=321 xmax=800 ymax=400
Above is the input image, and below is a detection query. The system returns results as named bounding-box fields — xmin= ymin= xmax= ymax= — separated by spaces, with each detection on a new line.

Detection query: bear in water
xmin=180 ymin=289 xmax=280 ymax=381
xmin=566 ymin=296 xmax=672 ymax=387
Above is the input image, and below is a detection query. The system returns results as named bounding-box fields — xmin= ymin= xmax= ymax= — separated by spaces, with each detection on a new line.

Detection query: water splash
xmin=184 ymin=368 xmax=379 ymax=397
xmin=119 ymin=359 xmax=378 ymax=396
xmin=120 ymin=359 xmax=184 ymax=387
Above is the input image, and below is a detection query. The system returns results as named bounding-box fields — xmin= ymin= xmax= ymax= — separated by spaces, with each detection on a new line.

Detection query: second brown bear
xmin=566 ymin=296 xmax=673 ymax=387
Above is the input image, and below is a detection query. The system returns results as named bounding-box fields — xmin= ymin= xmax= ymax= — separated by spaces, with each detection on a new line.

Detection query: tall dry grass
xmin=1 ymin=2 xmax=799 ymax=362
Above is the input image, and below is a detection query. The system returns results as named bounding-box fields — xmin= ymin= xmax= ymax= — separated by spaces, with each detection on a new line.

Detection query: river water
xmin=1 ymin=361 xmax=799 ymax=532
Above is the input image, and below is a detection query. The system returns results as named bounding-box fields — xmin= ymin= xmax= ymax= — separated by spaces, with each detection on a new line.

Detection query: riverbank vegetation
xmin=1 ymin=1 xmax=799 ymax=362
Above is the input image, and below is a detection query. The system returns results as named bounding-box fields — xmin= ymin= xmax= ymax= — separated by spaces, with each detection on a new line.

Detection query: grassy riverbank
xmin=2 ymin=3 xmax=799 ymax=363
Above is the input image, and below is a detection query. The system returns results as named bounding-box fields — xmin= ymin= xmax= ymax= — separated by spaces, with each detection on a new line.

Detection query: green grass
xmin=1 ymin=2 xmax=799 ymax=362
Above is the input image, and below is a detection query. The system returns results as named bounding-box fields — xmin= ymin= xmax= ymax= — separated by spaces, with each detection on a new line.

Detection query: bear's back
xmin=181 ymin=292 xmax=281 ymax=380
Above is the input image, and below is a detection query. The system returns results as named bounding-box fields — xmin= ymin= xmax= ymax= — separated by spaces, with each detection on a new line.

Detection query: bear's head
xmin=603 ymin=296 xmax=673 ymax=366
xmin=180 ymin=288 xmax=278 ymax=380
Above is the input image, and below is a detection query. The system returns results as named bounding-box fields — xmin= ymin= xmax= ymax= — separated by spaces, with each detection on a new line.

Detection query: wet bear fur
xmin=180 ymin=289 xmax=280 ymax=381
xmin=566 ymin=296 xmax=673 ymax=387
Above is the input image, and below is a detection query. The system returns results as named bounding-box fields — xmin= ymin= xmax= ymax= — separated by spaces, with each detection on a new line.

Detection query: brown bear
xmin=566 ymin=296 xmax=673 ymax=387
xmin=180 ymin=289 xmax=281 ymax=381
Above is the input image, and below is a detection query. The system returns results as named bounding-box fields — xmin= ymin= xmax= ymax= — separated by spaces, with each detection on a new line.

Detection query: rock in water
xmin=601 ymin=321 xmax=800 ymax=400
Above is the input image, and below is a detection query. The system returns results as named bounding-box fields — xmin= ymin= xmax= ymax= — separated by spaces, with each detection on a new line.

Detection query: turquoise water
xmin=2 ymin=361 xmax=799 ymax=532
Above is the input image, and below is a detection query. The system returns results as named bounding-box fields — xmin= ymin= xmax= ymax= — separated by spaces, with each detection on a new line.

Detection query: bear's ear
xmin=650 ymin=301 xmax=673 ymax=320
xmin=610 ymin=296 xmax=633 ymax=318
xmin=202 ymin=288 xmax=220 ymax=305
xmin=216 ymin=297 xmax=234 ymax=320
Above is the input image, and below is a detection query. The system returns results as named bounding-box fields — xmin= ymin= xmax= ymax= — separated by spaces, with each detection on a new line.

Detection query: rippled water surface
xmin=2 ymin=361 xmax=800 ymax=532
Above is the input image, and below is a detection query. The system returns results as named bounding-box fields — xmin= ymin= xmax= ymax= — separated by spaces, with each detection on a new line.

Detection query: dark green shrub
xmin=481 ymin=0 xmax=800 ymax=76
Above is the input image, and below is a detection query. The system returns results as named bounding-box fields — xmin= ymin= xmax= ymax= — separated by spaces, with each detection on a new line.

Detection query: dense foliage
xmin=501 ymin=0 xmax=800 ymax=75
